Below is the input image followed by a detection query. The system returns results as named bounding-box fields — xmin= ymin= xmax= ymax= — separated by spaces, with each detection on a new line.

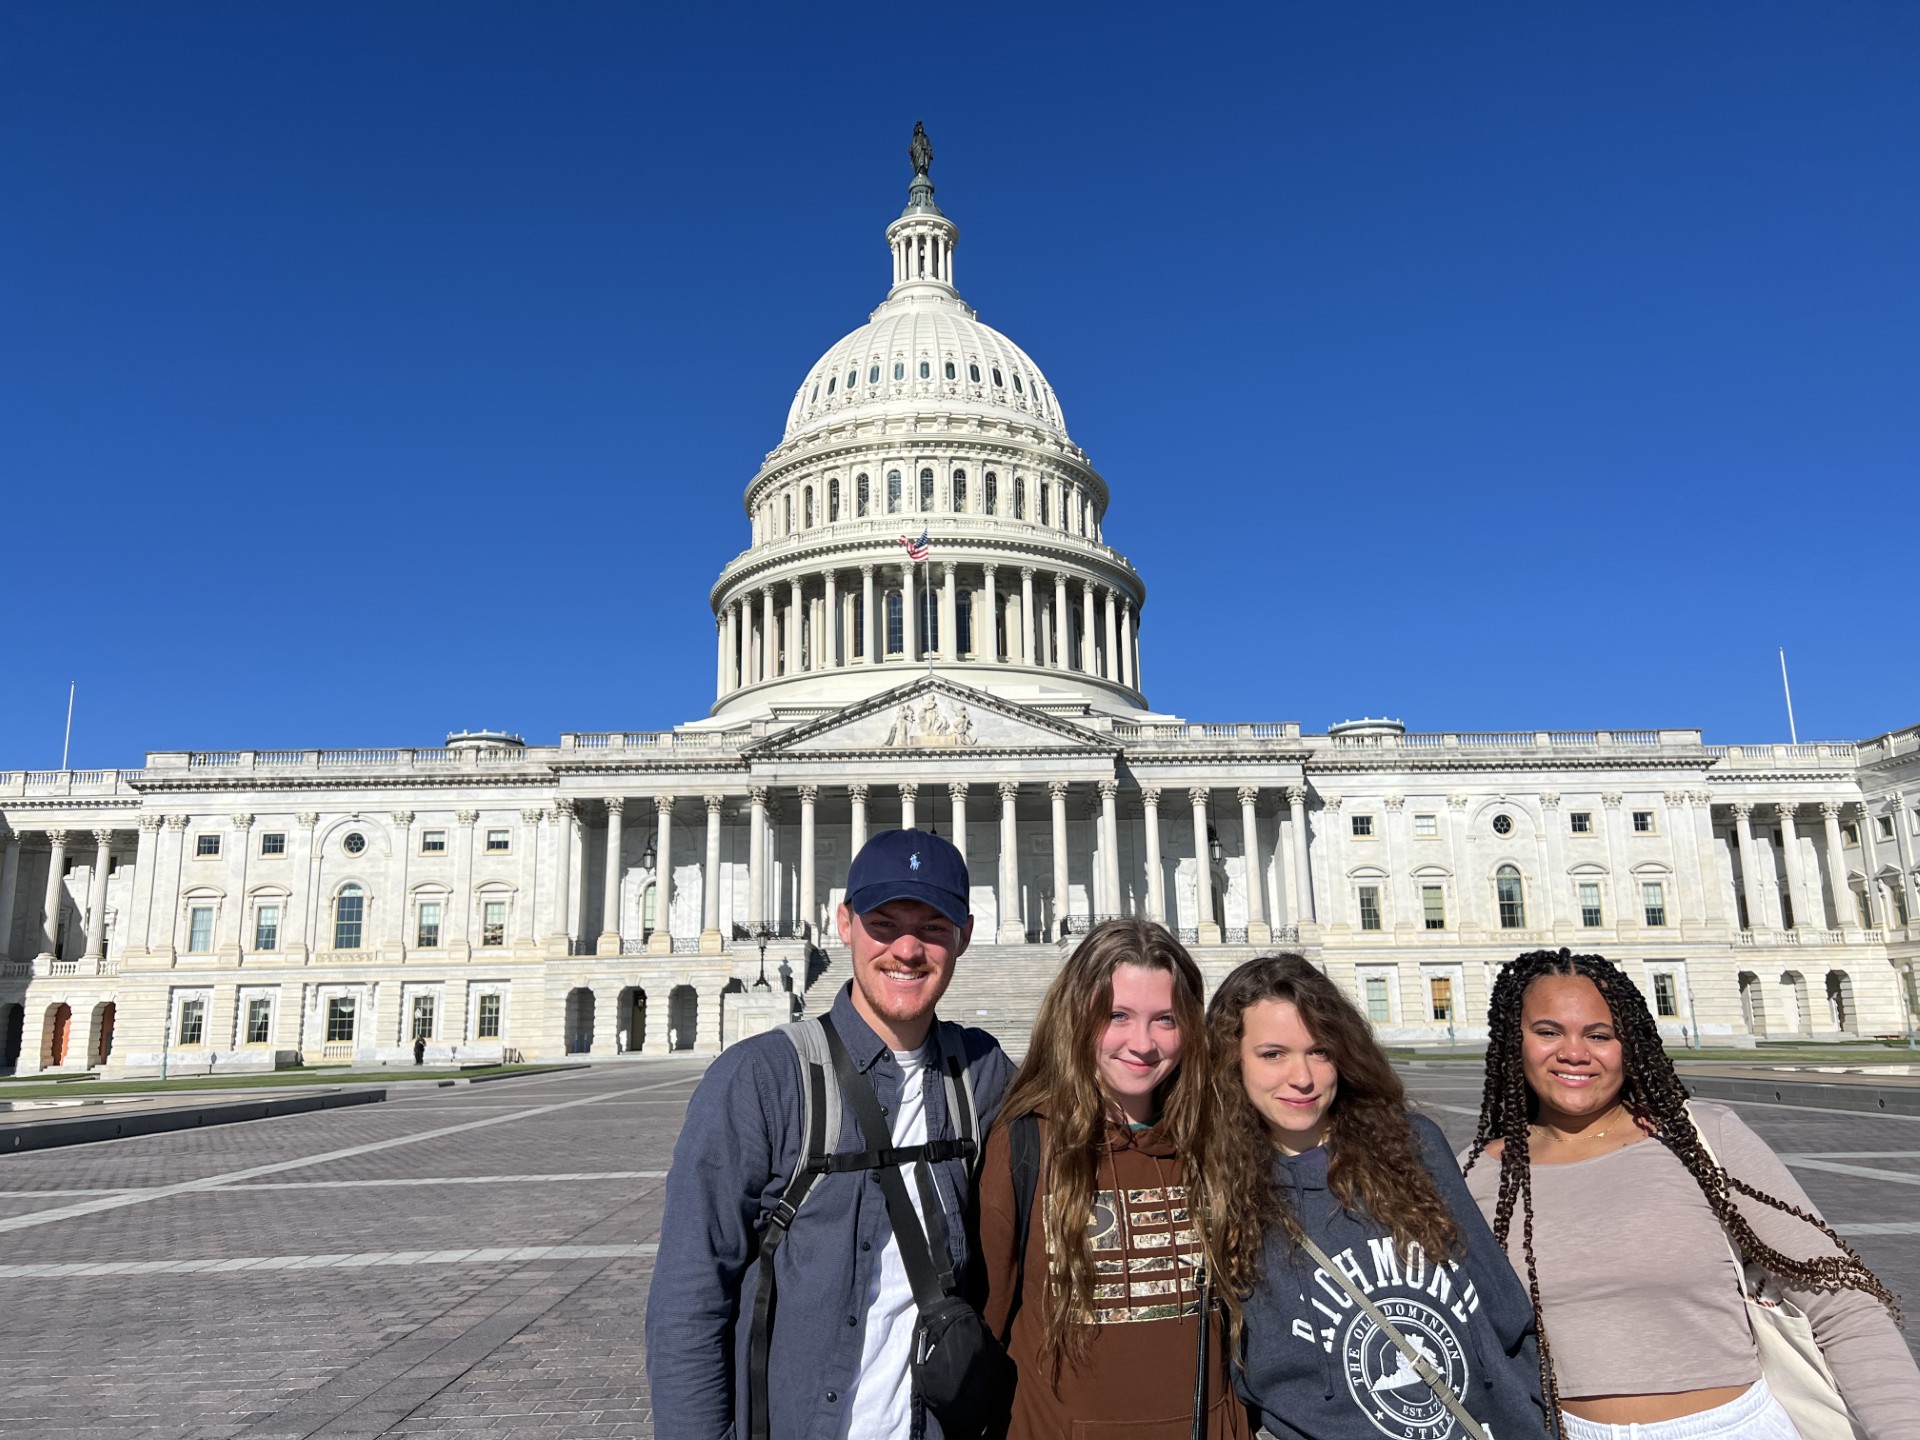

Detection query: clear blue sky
xmin=5 ymin=2 xmax=1915 ymax=769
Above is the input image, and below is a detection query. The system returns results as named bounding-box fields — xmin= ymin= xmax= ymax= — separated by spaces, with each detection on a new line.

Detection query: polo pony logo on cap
xmin=910 ymin=852 xmax=921 ymax=871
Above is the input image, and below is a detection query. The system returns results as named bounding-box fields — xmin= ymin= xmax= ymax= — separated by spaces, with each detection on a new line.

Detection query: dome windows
xmin=856 ymin=473 xmax=870 ymax=517
xmin=869 ymin=364 xmax=880 ymax=385
xmin=846 ymin=368 xmax=857 ymax=390
xmin=968 ymin=362 xmax=981 ymax=383
xmin=810 ymin=384 xmax=819 ymax=402
xmin=886 ymin=469 xmax=902 ymax=514
xmin=918 ymin=360 xmax=931 ymax=380
xmin=991 ymin=367 xmax=1004 ymax=387
xmin=943 ymin=360 xmax=956 ymax=380
xmin=827 ymin=375 xmax=837 ymax=396
xmin=803 ymin=486 xmax=815 ymax=529
xmin=828 ymin=478 xmax=841 ymax=522
xmin=984 ymin=471 xmax=998 ymax=515
xmin=1012 ymin=373 xmax=1024 ymax=395
xmin=919 ymin=468 xmax=934 ymax=510
xmin=952 ymin=469 xmax=966 ymax=513
xmin=1013 ymin=476 xmax=1025 ymax=519
xmin=893 ymin=361 xmax=905 ymax=381
xmin=1039 ymin=481 xmax=1050 ymax=528
xmin=784 ymin=494 xmax=793 ymax=535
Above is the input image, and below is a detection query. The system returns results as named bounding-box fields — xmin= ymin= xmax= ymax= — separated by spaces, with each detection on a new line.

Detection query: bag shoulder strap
xmin=932 ymin=1019 xmax=980 ymax=1156
xmin=1296 ymin=1232 xmax=1491 ymax=1440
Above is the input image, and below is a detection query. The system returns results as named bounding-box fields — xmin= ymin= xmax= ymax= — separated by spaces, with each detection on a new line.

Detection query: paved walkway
xmin=0 ymin=1058 xmax=1914 ymax=1437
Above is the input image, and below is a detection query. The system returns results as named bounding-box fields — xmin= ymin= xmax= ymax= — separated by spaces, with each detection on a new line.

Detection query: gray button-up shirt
xmin=645 ymin=985 xmax=1015 ymax=1440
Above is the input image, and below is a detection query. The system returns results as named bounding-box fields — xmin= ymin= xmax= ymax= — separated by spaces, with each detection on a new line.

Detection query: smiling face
xmin=1097 ymin=963 xmax=1184 ymax=1125
xmin=1238 ymin=998 xmax=1339 ymax=1154
xmin=837 ymin=897 xmax=970 ymax=1051
xmin=1520 ymin=974 xmax=1626 ymax=1129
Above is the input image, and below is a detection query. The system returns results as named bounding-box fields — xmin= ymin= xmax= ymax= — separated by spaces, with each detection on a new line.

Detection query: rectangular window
xmin=421 ymin=830 xmax=447 ymax=853
xmin=1652 ymin=972 xmax=1680 ymax=1019
xmin=1357 ymin=885 xmax=1382 ymax=931
xmin=253 ymin=904 xmax=279 ymax=951
xmin=476 ymin=993 xmax=502 ymax=1039
xmin=417 ymin=902 xmax=442 ymax=949
xmin=1350 ymin=814 xmax=1374 ymax=838
xmin=188 ymin=906 xmax=214 ymax=953
xmin=326 ymin=997 xmax=356 ymax=1043
xmin=485 ymin=829 xmax=510 ymax=852
xmin=1429 ymin=976 xmax=1453 ymax=1022
xmin=1579 ymin=882 xmax=1603 ymax=928
xmin=245 ymin=997 xmax=273 ymax=1044
xmin=1413 ymin=814 xmax=1437 ymax=838
xmin=1643 ymin=881 xmax=1667 ymax=927
xmin=1570 ymin=811 xmax=1593 ymax=834
xmin=195 ymin=834 xmax=221 ymax=857
xmin=1877 ymin=815 xmax=1896 ymax=840
xmin=1892 ymin=887 xmax=1910 ymax=929
xmin=259 ymin=832 xmax=286 ymax=856
xmin=885 ymin=592 xmax=904 ymax=655
xmin=1364 ymin=976 xmax=1390 ymax=1023
xmin=178 ymin=998 xmax=206 ymax=1045
xmin=482 ymin=900 xmax=507 ymax=948
xmin=333 ymin=893 xmax=363 ymax=950
xmin=411 ymin=994 xmax=436 ymax=1041
xmin=1632 ymin=810 xmax=1655 ymax=834
xmin=1422 ymin=885 xmax=1446 ymax=930
xmin=1842 ymin=822 xmax=1859 ymax=845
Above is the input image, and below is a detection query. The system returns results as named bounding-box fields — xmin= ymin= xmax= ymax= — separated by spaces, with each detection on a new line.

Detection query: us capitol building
xmin=4 ymin=134 xmax=1918 ymax=1075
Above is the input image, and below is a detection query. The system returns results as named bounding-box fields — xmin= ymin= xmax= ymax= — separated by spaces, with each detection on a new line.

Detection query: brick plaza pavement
xmin=0 ymin=1058 xmax=1915 ymax=1437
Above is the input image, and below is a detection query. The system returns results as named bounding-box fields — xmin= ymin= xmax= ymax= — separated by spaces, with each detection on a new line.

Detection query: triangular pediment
xmin=746 ymin=677 xmax=1119 ymax=758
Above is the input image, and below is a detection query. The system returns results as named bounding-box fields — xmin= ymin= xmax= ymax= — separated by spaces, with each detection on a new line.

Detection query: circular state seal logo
xmin=1340 ymin=1296 xmax=1471 ymax=1440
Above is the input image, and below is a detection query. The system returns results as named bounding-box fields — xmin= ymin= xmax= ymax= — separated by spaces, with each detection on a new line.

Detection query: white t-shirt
xmin=843 ymin=1045 xmax=933 ymax=1440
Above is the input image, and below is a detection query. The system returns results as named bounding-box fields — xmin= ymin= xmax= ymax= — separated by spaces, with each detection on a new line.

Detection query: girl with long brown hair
xmin=975 ymin=918 xmax=1247 ymax=1439
xmin=1465 ymin=949 xmax=1919 ymax=1440
xmin=1207 ymin=954 xmax=1544 ymax=1440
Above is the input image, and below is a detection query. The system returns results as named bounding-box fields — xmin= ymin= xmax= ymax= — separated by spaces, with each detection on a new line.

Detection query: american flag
xmin=900 ymin=528 xmax=931 ymax=562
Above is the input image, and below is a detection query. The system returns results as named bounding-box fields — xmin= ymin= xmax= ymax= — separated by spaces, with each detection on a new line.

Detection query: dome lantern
xmin=887 ymin=122 xmax=959 ymax=298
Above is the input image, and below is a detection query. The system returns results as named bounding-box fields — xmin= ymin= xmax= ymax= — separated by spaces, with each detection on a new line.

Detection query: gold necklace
xmin=1535 ymin=1105 xmax=1628 ymax=1145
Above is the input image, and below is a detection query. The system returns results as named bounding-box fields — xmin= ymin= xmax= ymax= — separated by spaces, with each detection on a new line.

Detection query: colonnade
xmin=1727 ymin=798 xmax=1918 ymax=936
xmin=714 ymin=562 xmax=1140 ymax=696
xmin=0 ymin=826 xmax=121 ymax=969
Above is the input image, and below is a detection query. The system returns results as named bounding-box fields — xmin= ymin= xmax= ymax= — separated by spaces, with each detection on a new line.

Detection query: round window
xmin=1492 ymin=814 xmax=1513 ymax=836
xmin=343 ymin=831 xmax=367 ymax=855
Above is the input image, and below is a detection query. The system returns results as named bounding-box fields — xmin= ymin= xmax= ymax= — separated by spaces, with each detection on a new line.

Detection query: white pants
xmin=1560 ymin=1379 xmax=1800 ymax=1440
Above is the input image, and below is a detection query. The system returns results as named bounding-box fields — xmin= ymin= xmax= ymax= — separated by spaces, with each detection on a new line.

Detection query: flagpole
xmin=61 ymin=681 xmax=75 ymax=771
xmin=1779 ymin=647 xmax=1798 ymax=745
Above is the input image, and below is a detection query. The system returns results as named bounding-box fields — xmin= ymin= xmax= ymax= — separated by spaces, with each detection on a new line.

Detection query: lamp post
xmin=641 ymin=834 xmax=657 ymax=945
xmin=754 ymin=922 xmax=773 ymax=991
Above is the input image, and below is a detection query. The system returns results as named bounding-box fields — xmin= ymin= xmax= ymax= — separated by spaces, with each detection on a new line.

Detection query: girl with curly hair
xmin=1207 ymin=954 xmax=1544 ymax=1440
xmin=1464 ymin=948 xmax=1920 ymax=1440
xmin=975 ymin=919 xmax=1247 ymax=1439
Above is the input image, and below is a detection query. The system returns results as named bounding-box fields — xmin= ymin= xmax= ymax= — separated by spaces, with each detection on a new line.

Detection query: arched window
xmin=886 ymin=470 xmax=902 ymax=514
xmin=952 ymin=469 xmax=967 ymax=512
xmin=992 ymin=367 xmax=1004 ymax=387
xmin=1013 ymin=373 xmax=1025 ymax=394
xmin=869 ymin=364 xmax=880 ymax=384
xmin=827 ymin=375 xmax=837 ymax=396
xmin=846 ymin=368 xmax=857 ymax=390
xmin=885 ymin=590 xmax=904 ymax=656
xmin=1013 ymin=476 xmax=1025 ymax=519
xmin=783 ymin=494 xmax=793 ymax=535
xmin=851 ymin=591 xmax=865 ymax=659
xmin=334 ymin=885 xmax=365 ymax=950
xmin=968 ymin=362 xmax=981 ymax=383
xmin=1496 ymin=866 xmax=1526 ymax=929
xmin=919 ymin=468 xmax=934 ymax=510
xmin=857 ymin=473 xmax=870 ymax=517
xmin=918 ymin=360 xmax=930 ymax=380
xmin=944 ymin=360 xmax=956 ymax=380
xmin=1078 ymin=495 xmax=1088 ymax=536
xmin=828 ymin=478 xmax=841 ymax=522
xmin=1039 ymin=482 xmax=1051 ymax=528
xmin=803 ymin=487 xmax=814 ymax=528
xmin=984 ymin=472 xmax=998 ymax=515
xmin=893 ymin=361 xmax=905 ymax=381
xmin=810 ymin=383 xmax=819 ymax=403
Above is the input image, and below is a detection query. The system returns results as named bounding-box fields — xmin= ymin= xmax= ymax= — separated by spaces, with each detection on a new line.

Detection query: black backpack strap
xmin=820 ymin=1015 xmax=958 ymax=1306
xmin=1001 ymin=1111 xmax=1042 ymax=1344
xmin=747 ymin=1050 xmax=831 ymax=1440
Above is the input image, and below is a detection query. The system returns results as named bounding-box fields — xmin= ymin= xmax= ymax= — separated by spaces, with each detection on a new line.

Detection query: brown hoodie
xmin=976 ymin=1111 xmax=1250 ymax=1440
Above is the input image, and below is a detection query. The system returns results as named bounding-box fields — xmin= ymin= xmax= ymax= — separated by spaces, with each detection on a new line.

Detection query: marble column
xmin=1141 ymin=787 xmax=1166 ymax=923
xmin=1238 ymin=787 xmax=1269 ymax=943
xmin=1049 ymin=781 xmax=1071 ymax=939
xmin=900 ymin=782 xmax=918 ymax=833
xmin=949 ymin=783 xmax=969 ymax=867
xmin=0 ymin=830 xmax=22 ymax=961
xmin=701 ymin=795 xmax=724 ymax=953
xmin=1020 ymin=568 xmax=1037 ymax=666
xmin=1820 ymin=801 xmax=1852 ymax=932
xmin=1102 ymin=587 xmax=1118 ymax=681
xmin=758 ymin=587 xmax=776 ymax=681
xmin=981 ymin=565 xmax=999 ymax=661
xmin=902 ymin=563 xmax=918 ymax=660
xmin=1730 ymin=803 xmax=1771 ymax=931
xmin=1080 ymin=582 xmax=1096 ymax=673
xmin=550 ymin=801 xmax=577 ymax=949
xmin=747 ymin=787 xmax=768 ymax=931
xmin=850 ymin=783 xmax=869 ymax=855
xmin=1053 ymin=575 xmax=1069 ymax=669
xmin=798 ymin=785 xmax=818 ymax=940
xmin=715 ymin=613 xmax=728 ymax=696
xmin=787 ymin=578 xmax=803 ymax=674
xmin=83 ymin=829 xmax=114 ymax=963
xmin=598 ymin=798 xmax=624 ymax=953
xmin=38 ymin=829 xmax=69 ymax=959
xmin=823 ymin=570 xmax=839 ymax=668
xmin=1858 ymin=803 xmax=1883 ymax=928
xmin=650 ymin=796 xmax=675 ymax=955
xmin=1120 ymin=603 xmax=1135 ymax=690
xmin=941 ymin=562 xmax=957 ymax=661
xmin=1098 ymin=781 xmax=1121 ymax=918
xmin=861 ymin=565 xmax=877 ymax=665
xmin=1190 ymin=790 xmax=1220 ymax=945
xmin=997 ymin=782 xmax=1023 ymax=943
xmin=1776 ymin=803 xmax=1810 ymax=930
xmin=766 ymin=799 xmax=784 ymax=933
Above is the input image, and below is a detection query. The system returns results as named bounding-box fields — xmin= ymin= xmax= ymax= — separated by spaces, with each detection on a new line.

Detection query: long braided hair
xmin=1463 ymin=948 xmax=1900 ymax=1432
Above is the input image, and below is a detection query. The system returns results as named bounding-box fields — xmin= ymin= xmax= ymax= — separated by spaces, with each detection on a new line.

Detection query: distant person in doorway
xmin=412 ymin=1034 xmax=426 ymax=1066
xmin=975 ymin=918 xmax=1246 ymax=1439
xmin=646 ymin=828 xmax=1014 ymax=1440
xmin=1207 ymin=954 xmax=1544 ymax=1440
xmin=1464 ymin=948 xmax=1920 ymax=1440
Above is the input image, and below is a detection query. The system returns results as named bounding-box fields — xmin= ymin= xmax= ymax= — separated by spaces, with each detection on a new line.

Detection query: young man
xmin=645 ymin=828 xmax=1015 ymax=1440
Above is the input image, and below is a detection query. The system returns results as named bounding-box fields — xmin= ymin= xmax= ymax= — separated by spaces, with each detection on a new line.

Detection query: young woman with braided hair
xmin=1463 ymin=948 xmax=1920 ymax=1440
xmin=1206 ymin=954 xmax=1545 ymax=1440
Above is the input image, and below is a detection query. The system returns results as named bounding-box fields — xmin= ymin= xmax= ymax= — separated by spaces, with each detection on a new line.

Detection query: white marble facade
xmin=3 ymin=148 xmax=1918 ymax=1074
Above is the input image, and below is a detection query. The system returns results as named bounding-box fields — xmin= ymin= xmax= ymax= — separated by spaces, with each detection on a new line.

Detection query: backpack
xmin=745 ymin=1015 xmax=987 ymax=1440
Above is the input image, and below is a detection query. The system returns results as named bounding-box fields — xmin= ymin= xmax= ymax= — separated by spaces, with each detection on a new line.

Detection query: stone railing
xmin=715 ymin=513 xmax=1138 ymax=581
xmin=0 ymin=769 xmax=143 ymax=798
xmin=1733 ymin=928 xmax=1884 ymax=947
xmin=1324 ymin=729 xmax=1696 ymax=755
xmin=561 ymin=731 xmax=742 ymax=753
xmin=1701 ymin=743 xmax=1858 ymax=766
xmin=144 ymin=748 xmax=537 ymax=776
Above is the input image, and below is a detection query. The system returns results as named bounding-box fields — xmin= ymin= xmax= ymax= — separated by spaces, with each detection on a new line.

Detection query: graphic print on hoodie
xmin=1235 ymin=1114 xmax=1544 ymax=1440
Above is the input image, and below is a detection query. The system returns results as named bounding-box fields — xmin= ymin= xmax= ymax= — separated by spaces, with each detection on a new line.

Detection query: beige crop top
xmin=1461 ymin=1101 xmax=1920 ymax=1434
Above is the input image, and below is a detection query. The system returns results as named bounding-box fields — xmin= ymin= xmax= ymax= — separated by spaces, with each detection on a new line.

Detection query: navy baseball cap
xmin=845 ymin=828 xmax=970 ymax=927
